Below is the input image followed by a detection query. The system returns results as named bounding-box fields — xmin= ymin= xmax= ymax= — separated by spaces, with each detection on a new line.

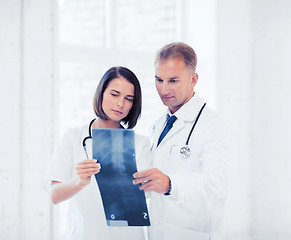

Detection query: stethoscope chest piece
xmin=178 ymin=103 xmax=206 ymax=159
xmin=180 ymin=145 xmax=191 ymax=158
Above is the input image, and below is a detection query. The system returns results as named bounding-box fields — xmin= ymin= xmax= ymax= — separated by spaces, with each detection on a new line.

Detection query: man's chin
xmin=161 ymin=99 xmax=173 ymax=106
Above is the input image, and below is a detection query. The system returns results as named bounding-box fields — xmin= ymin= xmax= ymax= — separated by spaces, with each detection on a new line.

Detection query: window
xmin=55 ymin=1 xmax=178 ymax=238
xmin=58 ymin=0 xmax=178 ymax=136
xmin=55 ymin=1 xmax=217 ymax=238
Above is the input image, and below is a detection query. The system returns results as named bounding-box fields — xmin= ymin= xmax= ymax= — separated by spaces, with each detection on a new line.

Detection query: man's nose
xmin=160 ymin=83 xmax=169 ymax=95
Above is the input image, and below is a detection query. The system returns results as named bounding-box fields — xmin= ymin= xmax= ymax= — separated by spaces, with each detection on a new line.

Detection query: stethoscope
xmin=82 ymin=118 xmax=96 ymax=159
xmin=82 ymin=118 xmax=125 ymax=159
xmin=179 ymin=103 xmax=206 ymax=158
xmin=83 ymin=103 xmax=206 ymax=159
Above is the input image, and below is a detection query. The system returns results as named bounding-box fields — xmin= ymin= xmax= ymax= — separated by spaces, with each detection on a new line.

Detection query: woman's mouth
xmin=112 ymin=109 xmax=123 ymax=115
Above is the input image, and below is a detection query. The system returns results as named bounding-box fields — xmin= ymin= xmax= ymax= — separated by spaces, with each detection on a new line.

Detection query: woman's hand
xmin=50 ymin=159 xmax=101 ymax=204
xmin=76 ymin=159 xmax=101 ymax=186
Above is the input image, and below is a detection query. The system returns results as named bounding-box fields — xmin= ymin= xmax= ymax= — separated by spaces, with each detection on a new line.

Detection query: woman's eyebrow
xmin=110 ymin=89 xmax=134 ymax=98
xmin=109 ymin=89 xmax=120 ymax=93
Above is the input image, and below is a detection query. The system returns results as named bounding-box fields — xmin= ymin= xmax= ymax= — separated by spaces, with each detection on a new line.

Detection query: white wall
xmin=0 ymin=0 xmax=56 ymax=239
xmin=0 ymin=1 xmax=22 ymax=239
xmin=217 ymin=0 xmax=291 ymax=239
xmin=216 ymin=0 xmax=253 ymax=239
xmin=181 ymin=0 xmax=218 ymax=109
xmin=251 ymin=0 xmax=291 ymax=239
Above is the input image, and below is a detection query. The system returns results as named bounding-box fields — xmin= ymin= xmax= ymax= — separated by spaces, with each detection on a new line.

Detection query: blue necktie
xmin=157 ymin=114 xmax=177 ymax=146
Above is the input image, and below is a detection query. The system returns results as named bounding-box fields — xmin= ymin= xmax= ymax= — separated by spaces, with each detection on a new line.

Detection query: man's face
xmin=155 ymin=58 xmax=198 ymax=113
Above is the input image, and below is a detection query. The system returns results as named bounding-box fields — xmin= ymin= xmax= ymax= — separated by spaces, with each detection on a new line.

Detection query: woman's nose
xmin=117 ymin=98 xmax=124 ymax=107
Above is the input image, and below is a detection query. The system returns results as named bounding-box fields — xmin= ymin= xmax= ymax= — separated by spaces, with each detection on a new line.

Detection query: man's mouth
xmin=161 ymin=96 xmax=173 ymax=101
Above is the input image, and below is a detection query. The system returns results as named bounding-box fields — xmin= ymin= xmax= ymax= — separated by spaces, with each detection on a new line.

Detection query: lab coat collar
xmin=152 ymin=93 xmax=205 ymax=148
xmin=170 ymin=93 xmax=206 ymax=122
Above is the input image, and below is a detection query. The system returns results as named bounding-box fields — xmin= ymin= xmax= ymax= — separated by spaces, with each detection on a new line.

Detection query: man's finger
xmin=133 ymin=168 xmax=158 ymax=179
xmin=138 ymin=181 xmax=154 ymax=190
xmin=133 ymin=177 xmax=149 ymax=185
xmin=133 ymin=172 xmax=160 ymax=185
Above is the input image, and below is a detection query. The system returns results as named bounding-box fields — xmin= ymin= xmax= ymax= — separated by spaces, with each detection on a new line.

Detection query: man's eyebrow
xmin=155 ymin=76 xmax=179 ymax=82
xmin=169 ymin=77 xmax=179 ymax=80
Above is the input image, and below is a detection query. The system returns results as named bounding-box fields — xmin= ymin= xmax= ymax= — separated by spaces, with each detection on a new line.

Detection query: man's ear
xmin=191 ymin=73 xmax=198 ymax=87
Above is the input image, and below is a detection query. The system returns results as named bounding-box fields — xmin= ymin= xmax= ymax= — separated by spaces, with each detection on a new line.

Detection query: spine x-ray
xmin=92 ymin=128 xmax=150 ymax=226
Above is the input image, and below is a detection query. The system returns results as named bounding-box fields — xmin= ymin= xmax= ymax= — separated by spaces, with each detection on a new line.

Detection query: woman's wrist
xmin=76 ymin=176 xmax=90 ymax=189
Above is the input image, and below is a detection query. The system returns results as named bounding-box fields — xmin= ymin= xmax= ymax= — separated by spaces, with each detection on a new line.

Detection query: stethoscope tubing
xmin=185 ymin=103 xmax=206 ymax=146
xmin=82 ymin=118 xmax=96 ymax=159
xmin=180 ymin=103 xmax=206 ymax=158
xmin=83 ymin=103 xmax=206 ymax=159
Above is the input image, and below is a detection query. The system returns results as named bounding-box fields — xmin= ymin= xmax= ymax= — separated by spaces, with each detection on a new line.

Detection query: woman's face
xmin=102 ymin=77 xmax=134 ymax=122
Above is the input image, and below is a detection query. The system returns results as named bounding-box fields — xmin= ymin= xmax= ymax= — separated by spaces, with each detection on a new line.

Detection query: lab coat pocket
xmin=168 ymin=144 xmax=201 ymax=172
xmin=164 ymin=223 xmax=209 ymax=240
xmin=67 ymin=209 xmax=84 ymax=239
xmin=68 ymin=223 xmax=78 ymax=234
xmin=170 ymin=144 xmax=192 ymax=161
xmin=67 ymin=222 xmax=83 ymax=240
xmin=168 ymin=145 xmax=191 ymax=172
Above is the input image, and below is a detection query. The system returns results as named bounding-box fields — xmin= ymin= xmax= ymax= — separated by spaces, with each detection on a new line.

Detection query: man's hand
xmin=133 ymin=168 xmax=170 ymax=194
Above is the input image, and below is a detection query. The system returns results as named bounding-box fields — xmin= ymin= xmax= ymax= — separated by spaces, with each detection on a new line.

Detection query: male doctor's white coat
xmin=148 ymin=94 xmax=229 ymax=240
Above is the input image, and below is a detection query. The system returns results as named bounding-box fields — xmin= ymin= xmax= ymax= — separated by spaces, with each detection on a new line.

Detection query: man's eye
xmin=169 ymin=79 xmax=177 ymax=83
xmin=155 ymin=78 xmax=163 ymax=83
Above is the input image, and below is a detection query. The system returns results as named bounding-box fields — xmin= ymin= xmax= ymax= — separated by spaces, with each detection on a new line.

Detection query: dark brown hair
xmin=93 ymin=66 xmax=141 ymax=128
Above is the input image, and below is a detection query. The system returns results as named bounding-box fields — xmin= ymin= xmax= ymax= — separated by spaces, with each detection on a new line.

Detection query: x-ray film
xmin=92 ymin=128 xmax=150 ymax=227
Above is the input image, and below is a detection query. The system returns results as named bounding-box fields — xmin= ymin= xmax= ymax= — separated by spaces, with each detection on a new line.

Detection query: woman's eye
xmin=126 ymin=98 xmax=134 ymax=102
xmin=111 ymin=93 xmax=118 ymax=97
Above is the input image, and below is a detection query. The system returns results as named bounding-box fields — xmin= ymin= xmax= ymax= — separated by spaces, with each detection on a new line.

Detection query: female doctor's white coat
xmin=148 ymin=94 xmax=229 ymax=240
xmin=44 ymin=122 xmax=151 ymax=240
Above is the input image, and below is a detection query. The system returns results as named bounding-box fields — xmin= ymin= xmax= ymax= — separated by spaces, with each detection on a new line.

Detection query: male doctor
xmin=133 ymin=42 xmax=229 ymax=240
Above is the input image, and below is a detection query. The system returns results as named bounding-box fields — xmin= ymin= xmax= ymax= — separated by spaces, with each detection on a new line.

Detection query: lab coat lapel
xmin=158 ymin=118 xmax=184 ymax=146
xmin=151 ymin=114 xmax=168 ymax=149
xmin=87 ymin=138 xmax=93 ymax=159
xmin=152 ymin=94 xmax=206 ymax=148
xmin=154 ymin=94 xmax=206 ymax=147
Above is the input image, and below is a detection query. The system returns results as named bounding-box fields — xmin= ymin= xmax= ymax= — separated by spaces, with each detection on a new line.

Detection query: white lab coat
xmin=44 ymin=122 xmax=151 ymax=240
xmin=148 ymin=94 xmax=229 ymax=240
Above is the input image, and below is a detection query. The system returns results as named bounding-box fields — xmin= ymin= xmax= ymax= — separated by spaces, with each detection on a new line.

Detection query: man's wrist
xmin=164 ymin=177 xmax=172 ymax=196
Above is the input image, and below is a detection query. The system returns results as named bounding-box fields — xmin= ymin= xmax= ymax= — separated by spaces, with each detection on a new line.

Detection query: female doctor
xmin=44 ymin=66 xmax=151 ymax=240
